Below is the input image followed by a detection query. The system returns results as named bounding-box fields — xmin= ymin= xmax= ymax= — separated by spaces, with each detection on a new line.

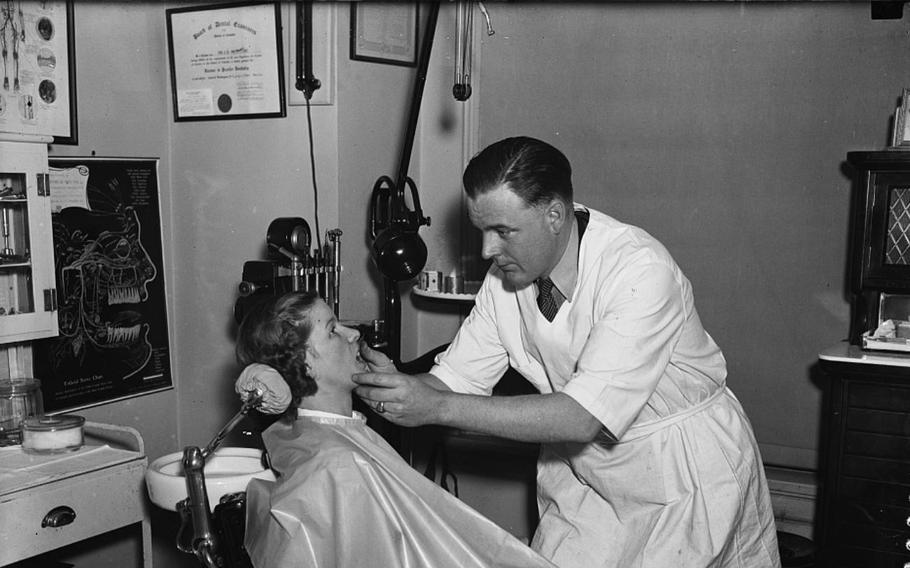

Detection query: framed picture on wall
xmin=166 ymin=1 xmax=286 ymax=121
xmin=34 ymin=157 xmax=173 ymax=412
xmin=350 ymin=3 xmax=418 ymax=67
xmin=0 ymin=0 xmax=77 ymax=143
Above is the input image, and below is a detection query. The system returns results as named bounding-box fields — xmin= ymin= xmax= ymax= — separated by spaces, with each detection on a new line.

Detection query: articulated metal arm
xmin=176 ymin=392 xmax=265 ymax=567
xmin=178 ymin=445 xmax=220 ymax=568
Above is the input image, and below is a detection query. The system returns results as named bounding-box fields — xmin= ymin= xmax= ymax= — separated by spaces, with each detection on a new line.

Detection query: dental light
xmin=369 ymin=175 xmax=429 ymax=282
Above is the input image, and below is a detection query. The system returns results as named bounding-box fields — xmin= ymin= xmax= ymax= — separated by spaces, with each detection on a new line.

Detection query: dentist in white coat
xmin=353 ymin=136 xmax=781 ymax=568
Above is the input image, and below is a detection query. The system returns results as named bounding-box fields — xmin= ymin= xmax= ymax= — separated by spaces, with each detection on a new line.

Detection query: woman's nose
xmin=339 ymin=325 xmax=360 ymax=343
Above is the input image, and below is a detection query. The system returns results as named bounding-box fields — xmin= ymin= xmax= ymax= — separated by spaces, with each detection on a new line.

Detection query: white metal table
xmin=0 ymin=421 xmax=151 ymax=567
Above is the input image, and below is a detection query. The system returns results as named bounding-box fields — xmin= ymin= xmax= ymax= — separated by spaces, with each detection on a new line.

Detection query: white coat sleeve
xmin=430 ymin=274 xmax=511 ymax=395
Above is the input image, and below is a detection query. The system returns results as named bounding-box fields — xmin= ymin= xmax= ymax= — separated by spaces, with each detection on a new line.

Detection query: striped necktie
xmin=536 ymin=277 xmax=558 ymax=321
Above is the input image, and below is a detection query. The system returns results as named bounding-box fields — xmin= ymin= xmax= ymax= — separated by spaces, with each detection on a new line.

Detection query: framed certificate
xmin=166 ymin=2 xmax=286 ymax=121
xmin=350 ymin=3 xmax=418 ymax=67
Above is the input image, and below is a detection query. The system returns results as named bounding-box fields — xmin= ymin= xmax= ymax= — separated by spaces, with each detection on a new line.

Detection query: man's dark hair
xmin=462 ymin=136 xmax=573 ymax=207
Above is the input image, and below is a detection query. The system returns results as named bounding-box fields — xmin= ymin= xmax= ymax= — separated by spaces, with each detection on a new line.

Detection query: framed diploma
xmin=166 ymin=2 xmax=286 ymax=121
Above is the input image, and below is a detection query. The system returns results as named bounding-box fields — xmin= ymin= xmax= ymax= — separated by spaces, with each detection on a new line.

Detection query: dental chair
xmin=173 ymin=344 xmax=537 ymax=568
xmin=172 ymin=346 xmax=453 ymax=568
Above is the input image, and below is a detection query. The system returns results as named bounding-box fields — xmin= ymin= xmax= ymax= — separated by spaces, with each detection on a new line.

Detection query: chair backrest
xmin=212 ymin=492 xmax=254 ymax=568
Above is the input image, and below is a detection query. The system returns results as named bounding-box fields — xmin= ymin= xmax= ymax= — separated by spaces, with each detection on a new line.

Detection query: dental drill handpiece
xmin=201 ymin=389 xmax=264 ymax=459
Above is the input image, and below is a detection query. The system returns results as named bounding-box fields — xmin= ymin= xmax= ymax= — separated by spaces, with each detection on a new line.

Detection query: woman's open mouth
xmin=354 ymin=341 xmax=368 ymax=371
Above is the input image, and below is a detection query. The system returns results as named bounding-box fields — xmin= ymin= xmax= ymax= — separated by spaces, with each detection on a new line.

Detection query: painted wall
xmin=469 ymin=2 xmax=910 ymax=470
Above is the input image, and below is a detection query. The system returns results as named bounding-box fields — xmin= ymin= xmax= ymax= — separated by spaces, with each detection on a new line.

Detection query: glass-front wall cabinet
xmin=0 ymin=140 xmax=57 ymax=343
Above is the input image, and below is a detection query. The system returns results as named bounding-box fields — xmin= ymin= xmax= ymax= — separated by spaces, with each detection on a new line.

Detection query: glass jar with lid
xmin=0 ymin=378 xmax=44 ymax=445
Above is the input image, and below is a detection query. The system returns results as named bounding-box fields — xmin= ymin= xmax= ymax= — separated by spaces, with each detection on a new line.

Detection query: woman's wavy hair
xmin=236 ymin=291 xmax=321 ymax=421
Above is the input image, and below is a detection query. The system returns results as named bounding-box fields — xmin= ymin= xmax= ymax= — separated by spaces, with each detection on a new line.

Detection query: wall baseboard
xmin=765 ymin=466 xmax=817 ymax=541
xmin=759 ymin=443 xmax=818 ymax=471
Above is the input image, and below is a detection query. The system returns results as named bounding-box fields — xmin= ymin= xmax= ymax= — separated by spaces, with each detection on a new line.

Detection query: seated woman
xmin=235 ymin=291 xmax=555 ymax=568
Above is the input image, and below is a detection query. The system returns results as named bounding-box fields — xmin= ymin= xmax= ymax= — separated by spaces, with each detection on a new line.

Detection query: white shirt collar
xmin=549 ymin=211 xmax=580 ymax=302
xmin=297 ymin=408 xmax=366 ymax=422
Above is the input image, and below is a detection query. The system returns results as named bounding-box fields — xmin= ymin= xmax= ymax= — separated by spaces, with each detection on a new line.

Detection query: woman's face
xmin=305 ymin=299 xmax=368 ymax=387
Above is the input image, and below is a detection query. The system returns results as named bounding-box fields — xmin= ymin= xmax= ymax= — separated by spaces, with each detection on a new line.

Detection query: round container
xmin=21 ymin=414 xmax=85 ymax=454
xmin=0 ymin=379 xmax=44 ymax=444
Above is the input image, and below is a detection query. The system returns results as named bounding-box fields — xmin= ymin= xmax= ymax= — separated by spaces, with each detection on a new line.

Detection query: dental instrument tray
xmin=861 ymin=319 xmax=910 ymax=352
xmin=411 ymin=281 xmax=480 ymax=302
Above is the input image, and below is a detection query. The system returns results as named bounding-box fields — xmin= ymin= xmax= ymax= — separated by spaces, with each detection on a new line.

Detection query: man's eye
xmin=497 ymin=229 xmax=511 ymax=238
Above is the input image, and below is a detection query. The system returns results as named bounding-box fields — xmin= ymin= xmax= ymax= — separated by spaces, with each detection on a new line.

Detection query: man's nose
xmin=481 ymin=233 xmax=500 ymax=260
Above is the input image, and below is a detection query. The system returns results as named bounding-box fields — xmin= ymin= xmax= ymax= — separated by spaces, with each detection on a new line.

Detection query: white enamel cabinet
xmin=0 ymin=139 xmax=58 ymax=343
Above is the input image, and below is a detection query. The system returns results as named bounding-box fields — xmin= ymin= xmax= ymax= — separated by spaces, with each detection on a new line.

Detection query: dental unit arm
xmin=175 ymin=391 xmax=265 ymax=568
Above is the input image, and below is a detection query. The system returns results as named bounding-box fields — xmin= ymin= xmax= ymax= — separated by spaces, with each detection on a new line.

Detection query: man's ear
xmin=546 ymin=199 xmax=567 ymax=235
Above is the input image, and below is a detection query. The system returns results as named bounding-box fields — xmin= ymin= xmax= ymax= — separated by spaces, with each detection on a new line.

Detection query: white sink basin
xmin=145 ymin=447 xmax=276 ymax=512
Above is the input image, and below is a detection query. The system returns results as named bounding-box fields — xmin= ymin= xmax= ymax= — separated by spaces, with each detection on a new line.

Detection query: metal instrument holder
xmin=175 ymin=394 xmax=264 ymax=568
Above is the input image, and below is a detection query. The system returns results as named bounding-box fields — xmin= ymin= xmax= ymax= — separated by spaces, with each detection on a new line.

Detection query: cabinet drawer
xmin=835 ymin=499 xmax=910 ymax=530
xmin=832 ymin=521 xmax=910 ymax=558
xmin=846 ymin=407 xmax=910 ymax=437
xmin=825 ymin=545 xmax=910 ymax=568
xmin=847 ymin=382 xmax=910 ymax=412
xmin=842 ymin=434 xmax=910 ymax=469
xmin=839 ymin=478 xmax=910 ymax=507
xmin=0 ymin=459 xmax=146 ymax=564
xmin=842 ymin=455 xmax=910 ymax=483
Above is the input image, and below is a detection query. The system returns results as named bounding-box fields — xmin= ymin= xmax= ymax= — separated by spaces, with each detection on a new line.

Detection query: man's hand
xmin=358 ymin=343 xmax=398 ymax=374
xmin=352 ymin=371 xmax=446 ymax=427
xmin=235 ymin=363 xmax=292 ymax=415
xmin=357 ymin=369 xmax=603 ymax=443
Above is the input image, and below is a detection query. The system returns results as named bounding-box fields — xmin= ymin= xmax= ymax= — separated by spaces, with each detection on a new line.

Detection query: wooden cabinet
xmin=0 ymin=139 xmax=58 ymax=343
xmin=818 ymin=343 xmax=910 ymax=567
xmin=846 ymin=151 xmax=910 ymax=345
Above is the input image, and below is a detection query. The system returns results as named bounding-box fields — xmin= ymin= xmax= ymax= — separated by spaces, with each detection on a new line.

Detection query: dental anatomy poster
xmin=34 ymin=157 xmax=172 ymax=412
